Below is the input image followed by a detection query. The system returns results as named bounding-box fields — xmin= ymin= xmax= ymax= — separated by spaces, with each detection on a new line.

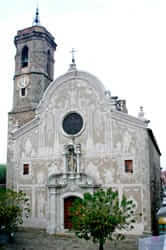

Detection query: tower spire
xmin=33 ymin=7 xmax=40 ymax=26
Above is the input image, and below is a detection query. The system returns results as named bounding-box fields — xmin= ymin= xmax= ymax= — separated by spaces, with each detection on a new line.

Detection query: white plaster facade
xmin=7 ymin=22 xmax=161 ymax=236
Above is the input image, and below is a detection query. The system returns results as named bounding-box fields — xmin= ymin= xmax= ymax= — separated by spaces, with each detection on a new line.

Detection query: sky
xmin=0 ymin=0 xmax=166 ymax=167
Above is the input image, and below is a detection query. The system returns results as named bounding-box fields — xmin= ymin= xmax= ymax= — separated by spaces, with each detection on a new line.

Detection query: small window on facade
xmin=125 ymin=160 xmax=133 ymax=173
xmin=21 ymin=87 xmax=26 ymax=97
xmin=23 ymin=163 xmax=29 ymax=175
xmin=21 ymin=46 xmax=29 ymax=68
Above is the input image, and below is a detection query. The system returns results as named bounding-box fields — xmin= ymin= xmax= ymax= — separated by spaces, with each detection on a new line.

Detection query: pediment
xmin=37 ymin=70 xmax=108 ymax=115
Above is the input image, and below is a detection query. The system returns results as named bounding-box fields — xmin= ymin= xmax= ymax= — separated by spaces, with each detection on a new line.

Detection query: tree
xmin=70 ymin=188 xmax=138 ymax=250
xmin=0 ymin=164 xmax=6 ymax=186
xmin=0 ymin=189 xmax=30 ymax=233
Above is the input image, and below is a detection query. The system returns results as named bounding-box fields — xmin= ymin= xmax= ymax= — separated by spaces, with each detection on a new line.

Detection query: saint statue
xmin=67 ymin=145 xmax=77 ymax=172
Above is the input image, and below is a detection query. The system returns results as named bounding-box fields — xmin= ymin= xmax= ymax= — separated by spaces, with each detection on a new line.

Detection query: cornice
xmin=111 ymin=110 xmax=148 ymax=129
xmin=11 ymin=117 xmax=39 ymax=139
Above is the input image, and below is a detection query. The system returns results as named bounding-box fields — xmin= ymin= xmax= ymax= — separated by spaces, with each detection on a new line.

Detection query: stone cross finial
xmin=138 ymin=106 xmax=150 ymax=125
xmin=70 ymin=48 xmax=76 ymax=64
xmin=138 ymin=106 xmax=145 ymax=119
xmin=68 ymin=48 xmax=77 ymax=71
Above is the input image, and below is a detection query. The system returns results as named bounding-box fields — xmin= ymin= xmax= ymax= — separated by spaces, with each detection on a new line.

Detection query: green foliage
xmin=70 ymin=188 xmax=138 ymax=250
xmin=0 ymin=189 xmax=30 ymax=233
xmin=0 ymin=165 xmax=6 ymax=184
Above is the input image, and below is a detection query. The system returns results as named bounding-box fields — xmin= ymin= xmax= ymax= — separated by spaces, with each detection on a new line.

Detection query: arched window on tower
xmin=47 ymin=50 xmax=51 ymax=77
xmin=21 ymin=46 xmax=29 ymax=68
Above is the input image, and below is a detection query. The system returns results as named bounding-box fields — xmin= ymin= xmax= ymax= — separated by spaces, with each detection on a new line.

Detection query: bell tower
xmin=11 ymin=8 xmax=57 ymax=125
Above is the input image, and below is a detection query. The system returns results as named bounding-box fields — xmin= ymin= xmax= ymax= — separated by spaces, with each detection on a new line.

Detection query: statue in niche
xmin=67 ymin=145 xmax=77 ymax=172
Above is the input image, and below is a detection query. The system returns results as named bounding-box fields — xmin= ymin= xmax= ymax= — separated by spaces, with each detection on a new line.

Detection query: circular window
xmin=62 ymin=112 xmax=83 ymax=136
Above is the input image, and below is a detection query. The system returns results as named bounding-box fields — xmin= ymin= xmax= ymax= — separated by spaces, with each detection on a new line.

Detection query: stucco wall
xmin=7 ymin=70 xmax=159 ymax=234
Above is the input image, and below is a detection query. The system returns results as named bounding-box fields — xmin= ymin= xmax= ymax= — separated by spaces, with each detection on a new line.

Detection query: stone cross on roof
xmin=70 ymin=48 xmax=77 ymax=64
xmin=68 ymin=48 xmax=77 ymax=71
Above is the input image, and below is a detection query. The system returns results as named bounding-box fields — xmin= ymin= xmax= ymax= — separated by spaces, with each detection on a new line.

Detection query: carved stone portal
xmin=47 ymin=172 xmax=100 ymax=234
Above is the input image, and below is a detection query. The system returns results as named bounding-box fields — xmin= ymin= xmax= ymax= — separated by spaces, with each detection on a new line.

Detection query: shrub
xmin=0 ymin=189 xmax=30 ymax=233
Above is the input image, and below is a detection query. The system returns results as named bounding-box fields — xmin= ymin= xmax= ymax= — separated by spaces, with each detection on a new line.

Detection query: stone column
xmin=75 ymin=144 xmax=81 ymax=174
xmin=47 ymin=187 xmax=56 ymax=234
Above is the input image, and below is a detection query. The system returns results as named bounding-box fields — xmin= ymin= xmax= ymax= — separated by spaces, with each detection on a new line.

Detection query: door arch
xmin=64 ymin=196 xmax=78 ymax=229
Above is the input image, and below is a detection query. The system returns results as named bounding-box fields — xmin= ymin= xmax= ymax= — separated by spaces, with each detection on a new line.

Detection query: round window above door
xmin=62 ymin=112 xmax=84 ymax=137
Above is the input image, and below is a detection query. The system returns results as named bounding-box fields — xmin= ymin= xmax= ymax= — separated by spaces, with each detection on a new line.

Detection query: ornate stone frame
xmin=47 ymin=173 xmax=100 ymax=234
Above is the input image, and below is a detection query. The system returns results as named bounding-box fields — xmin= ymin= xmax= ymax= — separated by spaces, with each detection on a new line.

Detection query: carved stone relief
xmin=20 ymin=133 xmax=37 ymax=160
xmin=39 ymin=119 xmax=46 ymax=148
xmin=86 ymin=161 xmax=101 ymax=183
xmin=36 ymin=188 xmax=47 ymax=218
xmin=94 ymin=109 xmax=105 ymax=138
xmin=48 ymin=79 xmax=100 ymax=111
xmin=25 ymin=138 xmax=33 ymax=155
xmin=112 ymin=120 xmax=137 ymax=155
xmin=45 ymin=112 xmax=54 ymax=147
xmin=36 ymin=78 xmax=112 ymax=157
xmin=123 ymin=131 xmax=132 ymax=153
xmin=48 ymin=160 xmax=61 ymax=176
xmin=37 ymin=171 xmax=45 ymax=184
xmin=123 ymin=186 xmax=142 ymax=223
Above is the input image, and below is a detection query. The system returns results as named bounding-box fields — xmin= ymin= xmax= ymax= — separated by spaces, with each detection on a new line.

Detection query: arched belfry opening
xmin=21 ymin=46 xmax=29 ymax=68
xmin=47 ymin=50 xmax=51 ymax=77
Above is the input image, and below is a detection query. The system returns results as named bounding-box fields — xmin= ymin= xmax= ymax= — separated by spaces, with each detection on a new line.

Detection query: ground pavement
xmin=0 ymin=229 xmax=139 ymax=250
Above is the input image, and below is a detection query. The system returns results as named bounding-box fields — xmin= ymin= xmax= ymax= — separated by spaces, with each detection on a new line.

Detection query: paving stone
xmin=0 ymin=229 xmax=138 ymax=250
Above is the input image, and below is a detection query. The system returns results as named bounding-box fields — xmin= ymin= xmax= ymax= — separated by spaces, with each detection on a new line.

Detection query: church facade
xmin=7 ymin=16 xmax=161 ymax=235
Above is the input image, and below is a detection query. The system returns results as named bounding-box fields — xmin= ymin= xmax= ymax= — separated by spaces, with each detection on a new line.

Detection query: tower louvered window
xmin=47 ymin=50 xmax=51 ymax=77
xmin=21 ymin=46 xmax=29 ymax=68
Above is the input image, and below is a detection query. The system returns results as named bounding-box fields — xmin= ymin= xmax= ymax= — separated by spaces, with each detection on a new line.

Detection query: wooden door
xmin=64 ymin=196 xmax=77 ymax=229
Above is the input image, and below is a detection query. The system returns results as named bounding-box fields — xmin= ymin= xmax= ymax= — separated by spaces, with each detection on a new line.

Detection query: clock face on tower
xmin=17 ymin=75 xmax=29 ymax=89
